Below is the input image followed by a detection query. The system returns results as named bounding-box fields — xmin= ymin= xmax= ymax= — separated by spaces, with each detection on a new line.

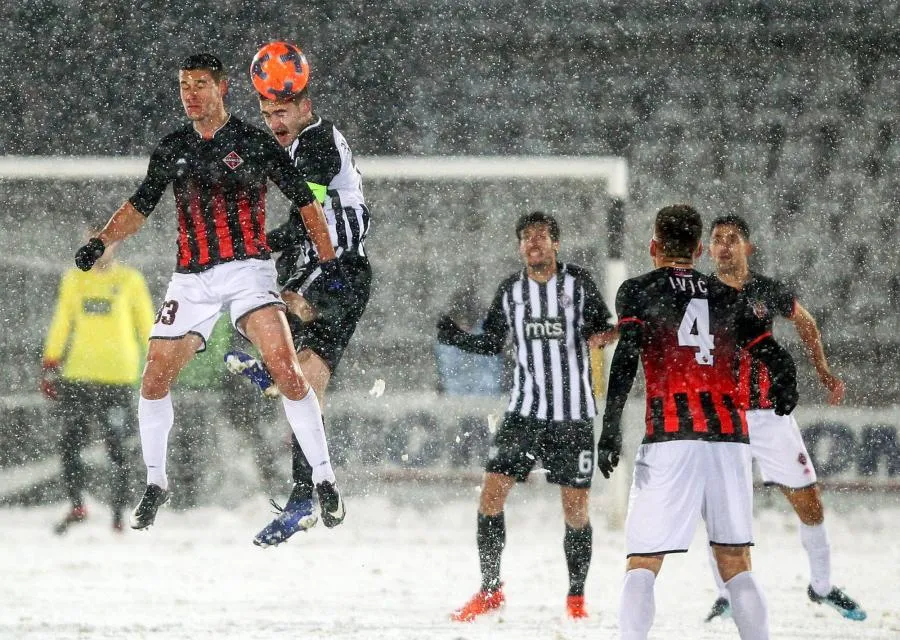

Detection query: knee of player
xmin=711 ymin=545 xmax=752 ymax=581
xmin=140 ymin=371 xmax=173 ymax=399
xmin=796 ymin=501 xmax=825 ymax=526
xmin=265 ymin=356 xmax=308 ymax=394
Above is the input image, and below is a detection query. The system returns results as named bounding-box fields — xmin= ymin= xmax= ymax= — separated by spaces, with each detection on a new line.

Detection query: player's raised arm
xmin=264 ymin=137 xmax=336 ymax=262
xmin=791 ymin=302 xmax=844 ymax=405
xmin=75 ymin=142 xmax=171 ymax=271
xmin=436 ymin=284 xmax=508 ymax=355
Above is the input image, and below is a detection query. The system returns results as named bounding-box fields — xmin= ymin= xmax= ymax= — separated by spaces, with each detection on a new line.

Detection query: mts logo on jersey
xmin=524 ymin=318 xmax=566 ymax=340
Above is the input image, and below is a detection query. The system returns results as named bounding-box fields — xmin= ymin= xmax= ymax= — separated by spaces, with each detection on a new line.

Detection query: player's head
xmin=650 ymin=204 xmax=703 ymax=266
xmin=178 ymin=53 xmax=228 ymax=122
xmin=516 ymin=211 xmax=560 ymax=270
xmin=258 ymin=89 xmax=312 ymax=147
xmin=708 ymin=214 xmax=753 ymax=275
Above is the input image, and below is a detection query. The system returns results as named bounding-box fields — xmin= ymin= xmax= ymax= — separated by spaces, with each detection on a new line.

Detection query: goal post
xmin=0 ymin=154 xmax=634 ymax=525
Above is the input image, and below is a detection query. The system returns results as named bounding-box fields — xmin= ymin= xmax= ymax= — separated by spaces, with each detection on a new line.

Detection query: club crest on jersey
xmin=751 ymin=300 xmax=769 ymax=319
xmin=558 ymin=293 xmax=573 ymax=309
xmin=175 ymin=157 xmax=188 ymax=178
xmin=222 ymin=151 xmax=244 ymax=170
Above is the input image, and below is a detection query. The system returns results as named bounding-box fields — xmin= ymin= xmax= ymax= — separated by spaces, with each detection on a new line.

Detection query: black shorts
xmin=485 ymin=412 xmax=595 ymax=488
xmin=282 ymin=254 xmax=371 ymax=372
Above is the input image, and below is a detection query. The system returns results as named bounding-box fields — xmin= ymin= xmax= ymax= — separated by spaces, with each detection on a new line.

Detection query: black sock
xmin=288 ymin=432 xmax=314 ymax=505
xmin=477 ymin=512 xmax=506 ymax=592
xmin=286 ymin=312 xmax=305 ymax=352
xmin=564 ymin=523 xmax=593 ymax=596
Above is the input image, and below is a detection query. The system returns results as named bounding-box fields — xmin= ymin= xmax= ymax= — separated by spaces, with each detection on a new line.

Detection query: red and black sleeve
xmin=128 ymin=139 xmax=174 ymax=216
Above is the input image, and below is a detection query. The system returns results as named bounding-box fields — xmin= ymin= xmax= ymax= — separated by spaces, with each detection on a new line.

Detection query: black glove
xmin=75 ymin=237 xmax=105 ymax=271
xmin=313 ymin=258 xmax=356 ymax=319
xmin=747 ymin=335 xmax=798 ymax=416
xmin=436 ymin=315 xmax=465 ymax=347
xmin=267 ymin=223 xmax=295 ymax=254
xmin=771 ymin=383 xmax=799 ymax=416
xmin=596 ymin=422 xmax=622 ymax=479
xmin=275 ymin=248 xmax=301 ymax=287
xmin=319 ymin=258 xmax=351 ymax=296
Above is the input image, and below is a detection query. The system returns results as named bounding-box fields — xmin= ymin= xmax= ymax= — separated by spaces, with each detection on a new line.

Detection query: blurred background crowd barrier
xmin=0 ymin=0 xmax=897 ymax=505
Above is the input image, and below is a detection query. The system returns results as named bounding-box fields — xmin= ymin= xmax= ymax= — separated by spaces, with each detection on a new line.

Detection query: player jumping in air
xmin=226 ymin=42 xmax=370 ymax=546
xmin=74 ymin=53 xmax=346 ymax=531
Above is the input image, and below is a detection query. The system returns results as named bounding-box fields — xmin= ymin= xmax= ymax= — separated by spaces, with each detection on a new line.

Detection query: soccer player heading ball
xmin=226 ymin=40 xmax=371 ymax=547
xmin=75 ymin=52 xmax=346 ymax=532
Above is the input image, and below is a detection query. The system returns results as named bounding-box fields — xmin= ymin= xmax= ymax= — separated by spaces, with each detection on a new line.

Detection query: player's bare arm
xmin=74 ymin=201 xmax=147 ymax=271
xmin=791 ymin=302 xmax=844 ymax=405
xmin=297 ymin=200 xmax=336 ymax=262
xmin=97 ymin=201 xmax=147 ymax=245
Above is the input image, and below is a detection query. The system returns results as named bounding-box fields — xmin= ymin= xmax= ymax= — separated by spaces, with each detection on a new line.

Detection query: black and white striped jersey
xmin=451 ymin=263 xmax=614 ymax=422
xmin=286 ymin=115 xmax=370 ymax=263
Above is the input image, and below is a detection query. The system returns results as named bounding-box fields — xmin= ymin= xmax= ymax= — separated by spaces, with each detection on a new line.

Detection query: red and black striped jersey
xmin=616 ymin=267 xmax=767 ymax=444
xmin=715 ymin=272 xmax=797 ymax=410
xmin=129 ymin=116 xmax=315 ymax=273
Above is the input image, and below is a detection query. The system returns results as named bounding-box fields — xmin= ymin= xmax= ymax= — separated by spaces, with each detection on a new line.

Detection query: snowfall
xmin=2 ymin=477 xmax=898 ymax=640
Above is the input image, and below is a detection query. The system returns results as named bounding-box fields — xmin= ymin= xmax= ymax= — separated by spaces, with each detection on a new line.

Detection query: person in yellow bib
xmin=42 ymin=229 xmax=154 ymax=533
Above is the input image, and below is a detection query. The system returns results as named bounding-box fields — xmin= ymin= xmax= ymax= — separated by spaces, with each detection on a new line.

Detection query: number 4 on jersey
xmin=678 ymin=298 xmax=715 ymax=365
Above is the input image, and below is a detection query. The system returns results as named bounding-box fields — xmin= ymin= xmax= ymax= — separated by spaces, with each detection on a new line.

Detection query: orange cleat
xmin=53 ymin=505 xmax=88 ymax=535
xmin=450 ymin=586 xmax=505 ymax=622
xmin=566 ymin=595 xmax=588 ymax=619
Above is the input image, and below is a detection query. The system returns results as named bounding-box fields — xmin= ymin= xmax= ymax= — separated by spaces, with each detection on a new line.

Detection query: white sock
xmin=726 ymin=571 xmax=769 ymax=640
xmin=138 ymin=394 xmax=174 ymax=491
xmin=281 ymin=390 xmax=335 ymax=485
xmin=709 ymin=544 xmax=729 ymax=600
xmin=619 ymin=568 xmax=655 ymax=640
xmin=800 ymin=522 xmax=832 ymax=596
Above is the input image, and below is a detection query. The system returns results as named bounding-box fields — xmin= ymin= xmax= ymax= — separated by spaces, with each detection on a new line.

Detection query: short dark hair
xmin=258 ymin=87 xmax=310 ymax=104
xmin=515 ymin=211 xmax=560 ymax=242
xmin=180 ymin=53 xmax=226 ymax=82
xmin=709 ymin=214 xmax=751 ymax=240
xmin=654 ymin=204 xmax=703 ymax=259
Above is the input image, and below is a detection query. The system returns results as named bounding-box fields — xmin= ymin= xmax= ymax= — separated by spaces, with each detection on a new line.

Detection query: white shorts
xmin=625 ymin=440 xmax=753 ymax=557
xmin=151 ymin=260 xmax=285 ymax=351
xmin=747 ymin=409 xmax=817 ymax=489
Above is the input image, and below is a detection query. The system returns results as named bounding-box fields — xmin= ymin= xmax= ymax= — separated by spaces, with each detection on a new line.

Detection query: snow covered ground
xmin=1 ymin=482 xmax=897 ymax=640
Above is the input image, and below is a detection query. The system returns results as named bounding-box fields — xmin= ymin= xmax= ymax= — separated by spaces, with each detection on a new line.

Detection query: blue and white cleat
xmin=807 ymin=585 xmax=867 ymax=621
xmin=253 ymin=498 xmax=317 ymax=547
xmin=704 ymin=597 xmax=732 ymax=622
xmin=225 ymin=351 xmax=280 ymax=398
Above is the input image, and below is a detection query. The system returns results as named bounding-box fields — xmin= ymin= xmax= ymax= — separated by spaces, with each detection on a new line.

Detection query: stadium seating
xmin=0 ymin=0 xmax=896 ymax=403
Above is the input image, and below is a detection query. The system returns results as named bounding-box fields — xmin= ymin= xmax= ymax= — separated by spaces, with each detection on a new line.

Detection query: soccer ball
xmin=250 ymin=41 xmax=310 ymax=100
